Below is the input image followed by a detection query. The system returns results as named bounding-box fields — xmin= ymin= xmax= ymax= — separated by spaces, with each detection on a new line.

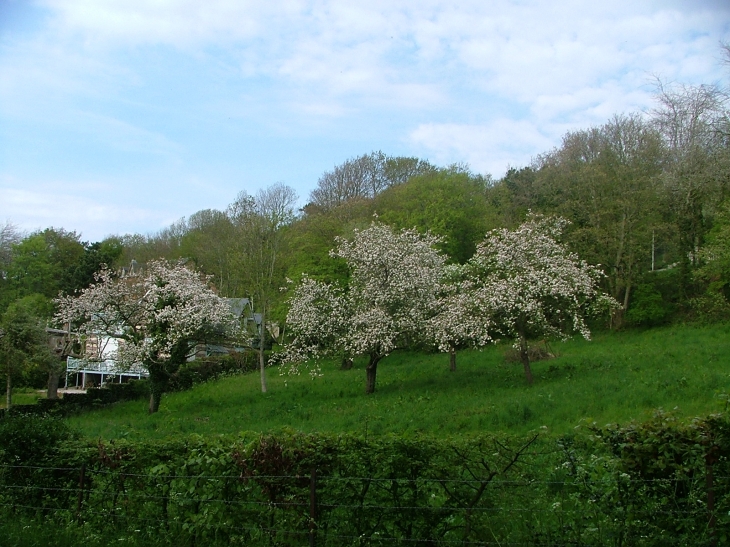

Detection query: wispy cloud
xmin=0 ymin=0 xmax=727 ymax=237
xmin=0 ymin=179 xmax=159 ymax=240
xmin=409 ymin=120 xmax=555 ymax=177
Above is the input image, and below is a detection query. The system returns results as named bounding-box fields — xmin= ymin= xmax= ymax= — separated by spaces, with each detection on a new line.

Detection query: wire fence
xmin=2 ymin=462 xmax=728 ymax=546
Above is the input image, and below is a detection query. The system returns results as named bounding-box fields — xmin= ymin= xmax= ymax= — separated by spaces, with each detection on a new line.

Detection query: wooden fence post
xmin=76 ymin=464 xmax=86 ymax=523
xmin=309 ymin=467 xmax=317 ymax=547
xmin=707 ymin=455 xmax=717 ymax=547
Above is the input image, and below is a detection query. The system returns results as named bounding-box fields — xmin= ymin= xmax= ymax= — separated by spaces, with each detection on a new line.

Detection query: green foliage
xmin=0 ymin=299 xmax=56 ymax=403
xmin=66 ymin=323 xmax=730 ymax=441
xmin=575 ymin=411 xmax=730 ymax=545
xmin=493 ymin=116 xmax=673 ymax=325
xmin=374 ymin=169 xmax=497 ymax=263
xmin=4 ymin=414 xmax=730 ymax=545
xmin=691 ymin=287 xmax=730 ymax=323
xmin=0 ymin=294 xmax=57 ymax=392
xmin=1 ymin=229 xmax=81 ymax=307
xmin=167 ymin=352 xmax=258 ymax=392
xmin=0 ymin=229 xmax=124 ymax=314
xmin=626 ymin=280 xmax=674 ymax=326
xmin=286 ymin=210 xmax=353 ymax=285
xmin=692 ymin=202 xmax=730 ymax=321
xmin=0 ymin=428 xmax=556 ymax=545
xmin=0 ymin=414 xmax=74 ymax=465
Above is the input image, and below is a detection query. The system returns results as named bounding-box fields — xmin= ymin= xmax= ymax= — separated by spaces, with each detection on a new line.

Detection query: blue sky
xmin=1 ymin=0 xmax=729 ymax=242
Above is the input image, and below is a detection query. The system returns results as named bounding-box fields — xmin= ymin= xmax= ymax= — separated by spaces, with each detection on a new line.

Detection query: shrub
xmin=168 ymin=351 xmax=258 ymax=392
xmin=626 ymin=269 xmax=680 ymax=326
xmin=690 ymin=284 xmax=730 ymax=323
xmin=626 ymin=282 xmax=672 ymax=326
xmin=0 ymin=414 xmax=74 ymax=465
xmin=2 ymin=414 xmax=730 ymax=546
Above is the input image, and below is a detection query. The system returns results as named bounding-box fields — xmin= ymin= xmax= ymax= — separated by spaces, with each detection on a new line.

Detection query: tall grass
xmin=0 ymin=511 xmax=188 ymax=547
xmin=1 ymin=387 xmax=44 ymax=410
xmin=67 ymin=323 xmax=730 ymax=440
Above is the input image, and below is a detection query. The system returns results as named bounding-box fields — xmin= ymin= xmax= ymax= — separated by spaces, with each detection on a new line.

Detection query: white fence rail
xmin=65 ymin=357 xmax=148 ymax=389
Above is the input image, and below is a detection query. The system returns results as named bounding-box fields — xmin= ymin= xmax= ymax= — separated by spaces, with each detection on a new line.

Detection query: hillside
xmin=67 ymin=323 xmax=730 ymax=440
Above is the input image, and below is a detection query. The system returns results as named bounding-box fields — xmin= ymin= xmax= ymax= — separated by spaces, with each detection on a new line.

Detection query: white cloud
xmin=19 ymin=0 xmax=728 ymax=116
xmin=41 ymin=0 xmax=269 ymax=46
xmin=409 ymin=120 xmax=555 ymax=177
xmin=0 ymin=181 xmax=159 ymax=240
xmin=1 ymin=0 xmax=728 ymax=238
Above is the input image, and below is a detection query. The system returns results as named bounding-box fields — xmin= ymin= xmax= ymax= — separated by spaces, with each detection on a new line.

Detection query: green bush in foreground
xmin=2 ymin=412 xmax=729 ymax=546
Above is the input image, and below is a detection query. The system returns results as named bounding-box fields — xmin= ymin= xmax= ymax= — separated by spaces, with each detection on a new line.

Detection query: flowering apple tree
xmin=426 ymin=264 xmax=494 ymax=372
xmin=466 ymin=214 xmax=618 ymax=384
xmin=55 ymin=260 xmax=238 ymax=412
xmin=283 ymin=222 xmax=445 ymax=393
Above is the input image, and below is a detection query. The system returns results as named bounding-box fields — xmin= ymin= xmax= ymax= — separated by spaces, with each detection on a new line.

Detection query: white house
xmin=63 ymin=297 xmax=260 ymax=388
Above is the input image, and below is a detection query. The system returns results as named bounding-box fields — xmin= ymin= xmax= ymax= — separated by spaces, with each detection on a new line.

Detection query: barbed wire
xmin=2 ymin=463 xmax=723 ymax=484
xmin=0 ymin=489 xmax=714 ymax=547
xmin=0 ymin=501 xmax=697 ymax=547
xmin=0 ymin=483 xmax=717 ymax=516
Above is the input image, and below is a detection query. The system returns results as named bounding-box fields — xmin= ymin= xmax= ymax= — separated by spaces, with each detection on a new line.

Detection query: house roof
xmin=225 ymin=297 xmax=251 ymax=318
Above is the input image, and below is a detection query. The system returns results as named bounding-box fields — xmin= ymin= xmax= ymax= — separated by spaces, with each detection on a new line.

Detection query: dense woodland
xmin=2 ymin=73 xmax=730 ymax=393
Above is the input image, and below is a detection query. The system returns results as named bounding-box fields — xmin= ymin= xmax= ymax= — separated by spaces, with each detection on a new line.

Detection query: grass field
xmin=66 ymin=323 xmax=730 ymax=440
xmin=0 ymin=387 xmax=44 ymax=410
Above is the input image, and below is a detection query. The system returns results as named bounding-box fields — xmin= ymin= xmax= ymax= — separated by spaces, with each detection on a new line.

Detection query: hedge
xmin=1 ymin=411 xmax=729 ymax=546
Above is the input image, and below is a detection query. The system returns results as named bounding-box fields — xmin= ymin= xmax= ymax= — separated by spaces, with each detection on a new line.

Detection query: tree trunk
xmin=340 ymin=357 xmax=353 ymax=370
xmin=449 ymin=348 xmax=456 ymax=372
xmin=519 ymin=334 xmax=533 ymax=385
xmin=148 ymin=366 xmax=165 ymax=414
xmin=365 ymin=354 xmax=381 ymax=394
xmin=610 ymin=282 xmax=632 ymax=330
xmin=47 ymin=366 xmax=60 ymax=400
xmin=259 ymin=308 xmax=267 ymax=393
xmin=610 ymin=212 xmax=627 ymax=330
xmin=149 ymin=388 xmax=161 ymax=414
xmin=6 ymin=372 xmax=11 ymax=410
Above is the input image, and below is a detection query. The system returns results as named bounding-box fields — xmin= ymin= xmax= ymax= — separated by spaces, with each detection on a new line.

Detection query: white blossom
xmin=465 ymin=213 xmax=619 ymax=382
xmin=55 ymin=260 xmax=238 ymax=370
xmin=282 ymin=222 xmax=445 ymax=391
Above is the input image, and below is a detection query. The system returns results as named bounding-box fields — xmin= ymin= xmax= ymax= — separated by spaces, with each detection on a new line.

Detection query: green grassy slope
xmin=67 ymin=323 xmax=730 ymax=440
xmin=1 ymin=388 xmax=44 ymax=409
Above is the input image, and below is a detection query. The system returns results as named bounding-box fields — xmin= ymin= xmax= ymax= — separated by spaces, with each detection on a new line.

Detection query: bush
xmin=1 ymin=352 xmax=258 ymax=420
xmin=2 ymin=414 xmax=730 ymax=546
xmin=0 ymin=379 xmax=149 ymax=420
xmin=0 ymin=414 xmax=74 ymax=465
xmin=626 ymin=269 xmax=680 ymax=327
xmin=168 ymin=351 xmax=258 ymax=392
xmin=690 ymin=284 xmax=730 ymax=323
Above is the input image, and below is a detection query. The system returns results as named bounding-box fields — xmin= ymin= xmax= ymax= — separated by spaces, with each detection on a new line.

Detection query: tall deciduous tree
xmin=284 ymin=222 xmax=445 ymax=393
xmin=466 ymin=214 xmax=618 ymax=384
xmin=180 ymin=209 xmax=238 ymax=296
xmin=375 ymin=168 xmax=497 ymax=264
xmin=426 ymin=265 xmax=493 ymax=372
xmin=525 ymin=115 xmax=666 ymax=326
xmin=55 ymin=260 xmax=237 ymax=413
xmin=692 ymin=202 xmax=730 ymax=320
xmin=0 ymin=228 xmax=123 ymax=314
xmin=0 ymin=299 xmax=53 ymax=409
xmin=308 ymin=151 xmax=436 ymax=212
xmin=0 ymin=222 xmax=21 ymax=274
xmin=228 ymin=183 xmax=298 ymax=393
xmin=651 ymin=79 xmax=729 ymax=296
